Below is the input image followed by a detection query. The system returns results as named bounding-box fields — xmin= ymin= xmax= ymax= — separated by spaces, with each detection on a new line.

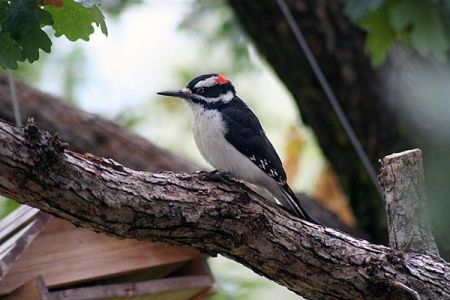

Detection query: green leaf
xmin=92 ymin=6 xmax=107 ymax=35
xmin=0 ymin=33 xmax=24 ymax=69
xmin=390 ymin=0 xmax=449 ymax=61
xmin=37 ymin=8 xmax=54 ymax=26
xmin=360 ymin=3 xmax=394 ymax=66
xmin=3 ymin=0 xmax=40 ymax=38
xmin=45 ymin=0 xmax=107 ymax=41
xmin=17 ymin=27 xmax=52 ymax=63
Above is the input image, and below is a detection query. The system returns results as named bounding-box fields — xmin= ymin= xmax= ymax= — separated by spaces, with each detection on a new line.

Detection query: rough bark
xmin=226 ymin=0 xmax=411 ymax=243
xmin=1 ymin=120 xmax=449 ymax=300
xmin=0 ymin=75 xmax=365 ymax=237
xmin=379 ymin=149 xmax=439 ymax=257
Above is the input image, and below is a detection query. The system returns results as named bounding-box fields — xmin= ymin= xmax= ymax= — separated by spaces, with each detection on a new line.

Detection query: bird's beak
xmin=157 ymin=89 xmax=187 ymax=98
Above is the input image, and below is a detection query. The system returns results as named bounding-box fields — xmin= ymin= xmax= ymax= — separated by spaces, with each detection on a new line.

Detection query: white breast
xmin=190 ymin=104 xmax=279 ymax=195
xmin=191 ymin=106 xmax=227 ymax=166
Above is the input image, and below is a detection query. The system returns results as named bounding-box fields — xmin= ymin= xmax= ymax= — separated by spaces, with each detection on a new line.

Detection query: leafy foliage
xmin=45 ymin=0 xmax=107 ymax=41
xmin=17 ymin=26 xmax=52 ymax=63
xmin=344 ymin=0 xmax=450 ymax=66
xmin=0 ymin=33 xmax=23 ymax=69
xmin=359 ymin=3 xmax=393 ymax=66
xmin=0 ymin=0 xmax=107 ymax=70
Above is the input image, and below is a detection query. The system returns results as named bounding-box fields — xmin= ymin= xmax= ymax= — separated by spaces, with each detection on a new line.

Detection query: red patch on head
xmin=216 ymin=74 xmax=229 ymax=85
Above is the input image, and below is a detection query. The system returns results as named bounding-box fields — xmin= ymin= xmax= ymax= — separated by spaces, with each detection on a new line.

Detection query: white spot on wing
xmin=268 ymin=168 xmax=280 ymax=179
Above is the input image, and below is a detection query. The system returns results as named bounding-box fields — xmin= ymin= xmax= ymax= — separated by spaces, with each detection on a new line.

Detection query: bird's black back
xmin=220 ymin=97 xmax=287 ymax=185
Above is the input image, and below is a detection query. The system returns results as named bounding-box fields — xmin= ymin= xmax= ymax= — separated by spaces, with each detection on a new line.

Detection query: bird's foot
xmin=197 ymin=170 xmax=219 ymax=181
xmin=198 ymin=170 xmax=253 ymax=192
xmin=199 ymin=170 xmax=235 ymax=184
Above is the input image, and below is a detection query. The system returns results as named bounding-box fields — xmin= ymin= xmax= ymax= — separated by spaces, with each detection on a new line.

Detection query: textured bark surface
xmin=0 ymin=75 xmax=364 ymax=236
xmin=227 ymin=0 xmax=411 ymax=243
xmin=1 ymin=121 xmax=449 ymax=300
xmin=379 ymin=149 xmax=439 ymax=257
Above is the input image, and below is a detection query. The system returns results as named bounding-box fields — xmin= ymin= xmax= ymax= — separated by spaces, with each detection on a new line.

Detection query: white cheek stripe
xmin=194 ymin=77 xmax=218 ymax=88
xmin=193 ymin=90 xmax=234 ymax=103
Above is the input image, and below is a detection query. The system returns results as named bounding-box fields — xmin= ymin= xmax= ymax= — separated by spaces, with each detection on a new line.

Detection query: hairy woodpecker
xmin=158 ymin=74 xmax=318 ymax=224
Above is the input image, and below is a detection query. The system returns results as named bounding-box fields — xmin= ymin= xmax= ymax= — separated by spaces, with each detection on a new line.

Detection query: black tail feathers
xmin=280 ymin=184 xmax=321 ymax=225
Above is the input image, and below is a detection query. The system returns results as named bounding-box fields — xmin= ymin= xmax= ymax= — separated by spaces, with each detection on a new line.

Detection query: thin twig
xmin=7 ymin=70 xmax=21 ymax=126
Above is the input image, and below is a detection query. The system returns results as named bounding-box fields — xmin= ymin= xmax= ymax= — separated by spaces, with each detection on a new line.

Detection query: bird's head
xmin=157 ymin=74 xmax=236 ymax=107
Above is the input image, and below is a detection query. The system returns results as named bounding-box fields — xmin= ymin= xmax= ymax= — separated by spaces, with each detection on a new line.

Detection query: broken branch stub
xmin=379 ymin=149 xmax=439 ymax=257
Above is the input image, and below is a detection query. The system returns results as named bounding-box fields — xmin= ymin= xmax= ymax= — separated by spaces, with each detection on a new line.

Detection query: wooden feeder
xmin=0 ymin=205 xmax=214 ymax=300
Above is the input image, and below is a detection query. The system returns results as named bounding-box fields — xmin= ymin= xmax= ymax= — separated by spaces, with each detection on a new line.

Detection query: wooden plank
xmin=0 ymin=221 xmax=36 ymax=260
xmin=89 ymin=261 xmax=187 ymax=286
xmin=136 ymin=288 xmax=205 ymax=300
xmin=49 ymin=275 xmax=214 ymax=300
xmin=0 ymin=212 xmax=50 ymax=280
xmin=0 ymin=218 xmax=201 ymax=294
xmin=188 ymin=287 xmax=215 ymax=300
xmin=171 ymin=257 xmax=213 ymax=278
xmin=0 ymin=205 xmax=39 ymax=244
xmin=3 ymin=276 xmax=49 ymax=300
xmin=53 ymin=287 xmax=206 ymax=300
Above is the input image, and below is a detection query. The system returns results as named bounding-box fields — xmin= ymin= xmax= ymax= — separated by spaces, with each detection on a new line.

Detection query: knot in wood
xmin=24 ymin=119 xmax=67 ymax=171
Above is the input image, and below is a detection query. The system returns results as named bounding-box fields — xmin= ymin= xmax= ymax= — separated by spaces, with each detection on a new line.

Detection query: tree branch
xmin=0 ymin=121 xmax=449 ymax=300
xmin=0 ymin=75 xmax=365 ymax=236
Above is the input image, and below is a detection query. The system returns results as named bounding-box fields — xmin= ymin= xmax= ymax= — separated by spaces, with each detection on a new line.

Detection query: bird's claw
xmin=195 ymin=170 xmax=212 ymax=177
xmin=199 ymin=170 xmax=235 ymax=184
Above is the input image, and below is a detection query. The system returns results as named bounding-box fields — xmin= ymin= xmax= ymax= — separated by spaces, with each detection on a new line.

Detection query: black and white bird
xmin=158 ymin=74 xmax=318 ymax=224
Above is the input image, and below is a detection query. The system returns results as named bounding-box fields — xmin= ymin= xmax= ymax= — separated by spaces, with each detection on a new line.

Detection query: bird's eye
xmin=196 ymin=87 xmax=204 ymax=94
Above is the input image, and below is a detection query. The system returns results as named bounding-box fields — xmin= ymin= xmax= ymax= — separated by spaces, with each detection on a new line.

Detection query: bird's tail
xmin=280 ymin=184 xmax=321 ymax=225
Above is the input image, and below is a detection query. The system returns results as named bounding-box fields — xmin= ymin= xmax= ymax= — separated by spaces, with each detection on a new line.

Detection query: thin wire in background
xmin=275 ymin=0 xmax=384 ymax=199
xmin=7 ymin=70 xmax=22 ymax=126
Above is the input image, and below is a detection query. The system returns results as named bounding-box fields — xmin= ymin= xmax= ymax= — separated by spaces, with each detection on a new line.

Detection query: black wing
xmin=221 ymin=97 xmax=287 ymax=185
xmin=221 ymin=98 xmax=320 ymax=224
